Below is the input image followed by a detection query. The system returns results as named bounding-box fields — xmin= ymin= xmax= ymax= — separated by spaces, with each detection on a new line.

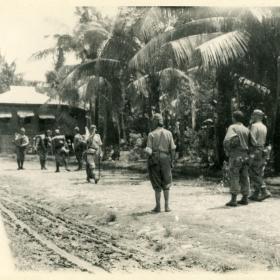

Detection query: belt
xmin=152 ymin=150 xmax=170 ymax=155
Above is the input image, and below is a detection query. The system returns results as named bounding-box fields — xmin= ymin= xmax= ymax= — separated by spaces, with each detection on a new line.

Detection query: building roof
xmin=0 ymin=86 xmax=67 ymax=106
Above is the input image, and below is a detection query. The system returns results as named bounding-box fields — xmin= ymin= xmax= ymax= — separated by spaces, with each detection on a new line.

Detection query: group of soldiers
xmin=143 ymin=109 xmax=273 ymax=213
xmin=13 ymin=109 xmax=272 ymax=213
xmin=223 ymin=109 xmax=271 ymax=206
xmin=13 ymin=125 xmax=103 ymax=183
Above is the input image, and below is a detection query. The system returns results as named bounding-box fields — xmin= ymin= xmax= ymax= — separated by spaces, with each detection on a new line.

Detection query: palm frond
xmin=77 ymin=58 xmax=120 ymax=78
xmin=62 ymin=58 xmax=120 ymax=88
xmin=29 ymin=48 xmax=55 ymax=61
xmin=139 ymin=7 xmax=166 ymax=42
xmin=74 ymin=22 xmax=109 ymax=38
xmin=158 ymin=67 xmax=191 ymax=84
xmin=85 ymin=76 xmax=111 ymax=101
xmin=129 ymin=17 xmax=240 ymax=71
xmin=197 ymin=31 xmax=250 ymax=70
xmin=233 ymin=73 xmax=271 ymax=95
xmin=165 ymin=32 xmax=223 ymax=67
xmin=128 ymin=75 xmax=150 ymax=98
xmin=241 ymin=8 xmax=272 ymax=23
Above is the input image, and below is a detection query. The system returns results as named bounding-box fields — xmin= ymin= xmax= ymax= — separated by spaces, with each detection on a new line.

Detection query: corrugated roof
xmin=0 ymin=86 xmax=66 ymax=105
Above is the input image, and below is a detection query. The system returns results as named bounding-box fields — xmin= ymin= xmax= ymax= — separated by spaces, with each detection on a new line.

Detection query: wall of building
xmin=0 ymin=104 xmax=87 ymax=153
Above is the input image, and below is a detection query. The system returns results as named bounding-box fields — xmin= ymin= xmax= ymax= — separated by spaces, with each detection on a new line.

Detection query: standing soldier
xmin=73 ymin=127 xmax=86 ymax=171
xmin=35 ymin=130 xmax=52 ymax=170
xmin=84 ymin=125 xmax=103 ymax=183
xmin=145 ymin=114 xmax=176 ymax=213
xmin=223 ymin=111 xmax=250 ymax=207
xmin=248 ymin=109 xmax=272 ymax=201
xmin=14 ymin=127 xmax=29 ymax=170
xmin=52 ymin=129 xmax=70 ymax=173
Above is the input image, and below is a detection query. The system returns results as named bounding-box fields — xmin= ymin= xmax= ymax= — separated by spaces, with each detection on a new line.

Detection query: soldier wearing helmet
xmin=248 ymin=109 xmax=272 ymax=201
xmin=14 ymin=127 xmax=29 ymax=170
xmin=145 ymin=113 xmax=176 ymax=213
xmin=223 ymin=111 xmax=250 ymax=207
xmin=84 ymin=124 xmax=103 ymax=183
xmin=73 ymin=127 xmax=86 ymax=171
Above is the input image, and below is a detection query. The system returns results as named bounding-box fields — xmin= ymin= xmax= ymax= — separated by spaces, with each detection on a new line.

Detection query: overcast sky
xmin=0 ymin=3 xmax=118 ymax=81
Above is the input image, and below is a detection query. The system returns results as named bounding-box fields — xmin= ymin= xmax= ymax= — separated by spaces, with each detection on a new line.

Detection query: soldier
xmin=223 ymin=111 xmax=250 ymax=207
xmin=248 ymin=109 xmax=272 ymax=201
xmin=35 ymin=130 xmax=52 ymax=170
xmin=145 ymin=113 xmax=176 ymax=213
xmin=52 ymin=129 xmax=70 ymax=173
xmin=84 ymin=125 xmax=103 ymax=183
xmin=14 ymin=127 xmax=29 ymax=170
xmin=73 ymin=127 xmax=86 ymax=171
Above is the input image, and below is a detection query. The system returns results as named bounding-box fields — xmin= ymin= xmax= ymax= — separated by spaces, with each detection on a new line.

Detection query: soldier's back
xmin=148 ymin=128 xmax=175 ymax=153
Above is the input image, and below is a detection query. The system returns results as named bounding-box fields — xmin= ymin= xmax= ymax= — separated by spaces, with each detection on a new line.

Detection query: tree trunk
xmin=214 ymin=69 xmax=234 ymax=168
xmin=120 ymin=80 xmax=127 ymax=142
xmin=191 ymin=98 xmax=196 ymax=130
xmin=95 ymin=90 xmax=100 ymax=127
xmin=178 ymin=118 xmax=186 ymax=158
xmin=273 ymin=56 xmax=280 ymax=173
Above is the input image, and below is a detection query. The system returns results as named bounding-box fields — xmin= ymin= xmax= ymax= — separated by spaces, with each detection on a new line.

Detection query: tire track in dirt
xmin=0 ymin=203 xmax=107 ymax=274
xmin=0 ymin=195 xmax=166 ymax=272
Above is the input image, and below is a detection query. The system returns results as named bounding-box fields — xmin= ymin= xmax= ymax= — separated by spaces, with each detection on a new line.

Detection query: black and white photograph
xmin=1 ymin=2 xmax=280 ymax=278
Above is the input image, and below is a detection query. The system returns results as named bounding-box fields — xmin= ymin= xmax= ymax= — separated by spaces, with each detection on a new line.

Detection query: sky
xmin=0 ymin=3 xmax=118 ymax=81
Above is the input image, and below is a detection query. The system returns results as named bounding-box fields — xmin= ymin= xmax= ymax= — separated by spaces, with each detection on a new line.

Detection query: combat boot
xmin=40 ymin=159 xmax=44 ymax=170
xmin=226 ymin=194 xmax=237 ymax=207
xmin=258 ymin=188 xmax=272 ymax=201
xmin=55 ymin=163 xmax=60 ymax=173
xmin=151 ymin=191 xmax=161 ymax=213
xmin=163 ymin=190 xmax=171 ymax=212
xmin=248 ymin=190 xmax=260 ymax=201
xmin=237 ymin=195 xmax=249 ymax=205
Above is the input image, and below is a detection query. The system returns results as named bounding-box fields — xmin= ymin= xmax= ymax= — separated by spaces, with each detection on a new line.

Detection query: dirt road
xmin=0 ymin=157 xmax=280 ymax=273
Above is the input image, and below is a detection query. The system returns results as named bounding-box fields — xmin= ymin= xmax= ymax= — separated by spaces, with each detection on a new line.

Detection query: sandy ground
xmin=0 ymin=157 xmax=280 ymax=273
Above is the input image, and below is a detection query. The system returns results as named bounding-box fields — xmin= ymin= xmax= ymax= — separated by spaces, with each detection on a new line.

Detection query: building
xmin=0 ymin=86 xmax=88 ymax=153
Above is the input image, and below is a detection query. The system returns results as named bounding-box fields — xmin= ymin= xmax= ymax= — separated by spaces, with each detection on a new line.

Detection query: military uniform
xmin=85 ymin=133 xmax=102 ymax=182
xmin=52 ymin=134 xmax=70 ymax=172
xmin=35 ymin=134 xmax=51 ymax=169
xmin=74 ymin=132 xmax=86 ymax=170
xmin=223 ymin=122 xmax=250 ymax=205
xmin=147 ymin=127 xmax=176 ymax=192
xmin=249 ymin=120 xmax=271 ymax=200
xmin=14 ymin=132 xmax=29 ymax=170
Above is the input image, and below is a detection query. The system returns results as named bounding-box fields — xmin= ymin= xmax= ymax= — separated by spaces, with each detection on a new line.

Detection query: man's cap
xmin=46 ymin=130 xmax=51 ymax=134
xmin=252 ymin=109 xmax=265 ymax=116
xmin=153 ymin=113 xmax=164 ymax=125
xmin=203 ymin=118 xmax=214 ymax=125
xmin=55 ymin=129 xmax=60 ymax=134
xmin=74 ymin=126 xmax=80 ymax=131
xmin=90 ymin=124 xmax=96 ymax=129
xmin=20 ymin=127 xmax=25 ymax=132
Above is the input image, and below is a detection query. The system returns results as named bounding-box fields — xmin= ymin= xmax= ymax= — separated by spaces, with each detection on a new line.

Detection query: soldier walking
xmin=223 ymin=111 xmax=250 ymax=207
xmin=52 ymin=129 xmax=70 ymax=173
xmin=73 ymin=127 xmax=86 ymax=171
xmin=145 ymin=114 xmax=176 ymax=213
xmin=84 ymin=125 xmax=103 ymax=183
xmin=35 ymin=130 xmax=52 ymax=170
xmin=14 ymin=127 xmax=29 ymax=170
xmin=248 ymin=109 xmax=272 ymax=201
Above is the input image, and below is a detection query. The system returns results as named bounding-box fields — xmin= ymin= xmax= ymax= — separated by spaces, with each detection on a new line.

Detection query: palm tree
xmin=127 ymin=7 xmax=252 ymax=164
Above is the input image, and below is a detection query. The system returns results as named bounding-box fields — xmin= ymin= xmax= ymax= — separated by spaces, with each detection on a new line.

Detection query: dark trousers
xmin=16 ymin=147 xmax=26 ymax=168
